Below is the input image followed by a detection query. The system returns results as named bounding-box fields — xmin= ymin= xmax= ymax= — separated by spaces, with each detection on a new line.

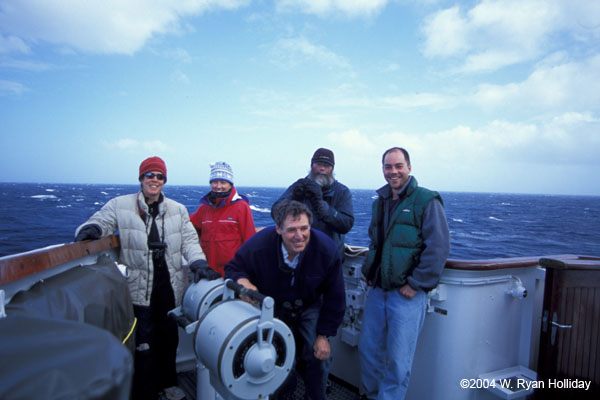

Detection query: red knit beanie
xmin=139 ymin=156 xmax=167 ymax=182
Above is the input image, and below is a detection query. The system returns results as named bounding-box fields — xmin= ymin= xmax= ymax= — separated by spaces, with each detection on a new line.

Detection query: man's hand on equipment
xmin=237 ymin=278 xmax=258 ymax=303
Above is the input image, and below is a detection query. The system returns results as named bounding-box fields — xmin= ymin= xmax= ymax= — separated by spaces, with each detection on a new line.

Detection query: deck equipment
xmin=170 ymin=279 xmax=295 ymax=400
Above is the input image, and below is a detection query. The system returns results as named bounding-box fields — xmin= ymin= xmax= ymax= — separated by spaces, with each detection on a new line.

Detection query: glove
xmin=74 ymin=224 xmax=102 ymax=242
xmin=311 ymin=198 xmax=329 ymax=218
xmin=189 ymin=259 xmax=221 ymax=282
xmin=291 ymin=178 xmax=306 ymax=201
xmin=303 ymin=179 xmax=323 ymax=201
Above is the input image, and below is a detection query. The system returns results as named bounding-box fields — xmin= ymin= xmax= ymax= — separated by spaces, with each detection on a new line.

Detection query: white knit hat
xmin=209 ymin=162 xmax=234 ymax=185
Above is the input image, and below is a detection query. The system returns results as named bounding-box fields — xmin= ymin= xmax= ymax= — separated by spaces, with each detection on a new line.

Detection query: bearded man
xmin=272 ymin=148 xmax=354 ymax=258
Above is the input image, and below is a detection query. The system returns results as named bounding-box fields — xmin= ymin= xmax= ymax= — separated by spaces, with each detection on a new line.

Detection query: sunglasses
xmin=143 ymin=172 xmax=166 ymax=181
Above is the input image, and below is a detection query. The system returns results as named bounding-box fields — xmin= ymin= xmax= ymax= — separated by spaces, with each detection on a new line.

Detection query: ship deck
xmin=159 ymin=370 xmax=359 ymax=400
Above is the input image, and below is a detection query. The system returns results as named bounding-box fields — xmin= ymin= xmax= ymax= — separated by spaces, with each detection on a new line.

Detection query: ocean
xmin=1 ymin=182 xmax=599 ymax=260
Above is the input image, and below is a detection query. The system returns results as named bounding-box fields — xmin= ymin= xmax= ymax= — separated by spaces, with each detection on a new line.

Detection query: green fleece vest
xmin=363 ymin=179 xmax=441 ymax=290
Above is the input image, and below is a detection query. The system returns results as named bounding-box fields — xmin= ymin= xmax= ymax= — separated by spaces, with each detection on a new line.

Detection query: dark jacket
xmin=273 ymin=179 xmax=354 ymax=256
xmin=224 ymin=226 xmax=346 ymax=337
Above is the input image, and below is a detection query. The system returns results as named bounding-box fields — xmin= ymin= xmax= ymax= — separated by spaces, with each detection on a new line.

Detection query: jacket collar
xmin=376 ymin=176 xmax=416 ymax=200
xmin=201 ymin=186 xmax=245 ymax=208
xmin=137 ymin=192 xmax=166 ymax=217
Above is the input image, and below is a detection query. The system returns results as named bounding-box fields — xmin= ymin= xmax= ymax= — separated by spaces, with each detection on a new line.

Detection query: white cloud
xmin=329 ymin=129 xmax=376 ymax=153
xmin=0 ymin=34 xmax=30 ymax=54
xmin=0 ymin=0 xmax=250 ymax=55
xmin=0 ymin=59 xmax=54 ymax=72
xmin=539 ymin=112 xmax=600 ymax=164
xmin=0 ymin=80 xmax=28 ymax=95
xmin=426 ymin=121 xmax=539 ymax=162
xmin=472 ymin=54 xmax=600 ymax=111
xmin=422 ymin=0 xmax=600 ymax=72
xmin=552 ymin=112 xmax=597 ymax=125
xmin=270 ymin=36 xmax=352 ymax=71
xmin=422 ymin=6 xmax=469 ymax=57
xmin=276 ymin=0 xmax=389 ymax=17
xmin=380 ymin=93 xmax=452 ymax=110
xmin=395 ymin=116 xmax=600 ymax=168
xmin=460 ymin=50 xmax=525 ymax=73
xmin=332 ymin=113 xmax=600 ymax=179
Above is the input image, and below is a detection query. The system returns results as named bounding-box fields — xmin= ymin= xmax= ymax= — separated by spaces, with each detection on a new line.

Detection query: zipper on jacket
xmin=144 ymin=214 xmax=151 ymax=301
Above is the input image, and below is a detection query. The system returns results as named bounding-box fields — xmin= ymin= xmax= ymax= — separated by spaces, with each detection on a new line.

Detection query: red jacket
xmin=190 ymin=187 xmax=255 ymax=276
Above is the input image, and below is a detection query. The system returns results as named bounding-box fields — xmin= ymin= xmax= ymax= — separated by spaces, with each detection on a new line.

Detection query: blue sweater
xmin=224 ymin=226 xmax=346 ymax=337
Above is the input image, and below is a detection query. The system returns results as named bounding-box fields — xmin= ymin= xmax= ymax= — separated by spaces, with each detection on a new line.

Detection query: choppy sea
xmin=1 ymin=183 xmax=599 ymax=259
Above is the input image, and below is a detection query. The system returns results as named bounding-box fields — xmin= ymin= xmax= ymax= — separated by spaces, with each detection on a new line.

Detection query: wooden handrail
xmin=539 ymin=257 xmax=600 ymax=271
xmin=446 ymin=254 xmax=600 ymax=270
xmin=0 ymin=235 xmax=120 ymax=286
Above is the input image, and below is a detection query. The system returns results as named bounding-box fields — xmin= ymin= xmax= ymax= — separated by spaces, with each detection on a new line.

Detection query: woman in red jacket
xmin=190 ymin=162 xmax=256 ymax=276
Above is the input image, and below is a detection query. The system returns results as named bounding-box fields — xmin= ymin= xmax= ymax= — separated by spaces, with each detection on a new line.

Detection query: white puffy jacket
xmin=76 ymin=192 xmax=204 ymax=306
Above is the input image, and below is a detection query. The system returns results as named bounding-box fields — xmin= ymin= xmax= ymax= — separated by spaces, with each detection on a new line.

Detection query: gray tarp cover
xmin=5 ymin=254 xmax=135 ymax=350
xmin=0 ymin=255 xmax=135 ymax=399
xmin=0 ymin=315 xmax=133 ymax=400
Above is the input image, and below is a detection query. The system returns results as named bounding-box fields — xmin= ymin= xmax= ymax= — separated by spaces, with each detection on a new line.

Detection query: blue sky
xmin=1 ymin=0 xmax=599 ymax=195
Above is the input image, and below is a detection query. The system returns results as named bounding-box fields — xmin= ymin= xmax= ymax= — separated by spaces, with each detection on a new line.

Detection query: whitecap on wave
xmin=488 ymin=216 xmax=503 ymax=221
xmin=31 ymin=195 xmax=57 ymax=199
xmin=250 ymin=205 xmax=270 ymax=213
xmin=45 ymin=188 xmax=56 ymax=192
xmin=452 ymin=218 xmax=464 ymax=223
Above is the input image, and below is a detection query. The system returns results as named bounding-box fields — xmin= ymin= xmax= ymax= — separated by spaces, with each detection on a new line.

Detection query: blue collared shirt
xmin=281 ymin=243 xmax=300 ymax=269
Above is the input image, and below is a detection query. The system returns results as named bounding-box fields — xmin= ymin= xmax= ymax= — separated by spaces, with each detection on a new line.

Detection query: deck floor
xmin=159 ymin=370 xmax=359 ymax=400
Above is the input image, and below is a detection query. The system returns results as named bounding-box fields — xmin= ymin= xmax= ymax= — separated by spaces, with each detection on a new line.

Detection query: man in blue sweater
xmin=225 ymin=199 xmax=346 ymax=400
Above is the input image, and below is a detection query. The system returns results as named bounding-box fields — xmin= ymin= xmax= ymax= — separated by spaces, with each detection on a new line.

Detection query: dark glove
xmin=291 ymin=178 xmax=306 ymax=201
xmin=311 ymin=198 xmax=329 ymax=218
xmin=74 ymin=224 xmax=102 ymax=242
xmin=189 ymin=259 xmax=221 ymax=282
xmin=303 ymin=178 xmax=323 ymax=201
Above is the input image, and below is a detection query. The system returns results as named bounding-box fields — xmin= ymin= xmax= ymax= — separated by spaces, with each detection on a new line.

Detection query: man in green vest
xmin=358 ymin=147 xmax=450 ymax=400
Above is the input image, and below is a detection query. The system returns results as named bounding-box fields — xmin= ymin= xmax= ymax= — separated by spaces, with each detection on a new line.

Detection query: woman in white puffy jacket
xmin=75 ymin=156 xmax=207 ymax=400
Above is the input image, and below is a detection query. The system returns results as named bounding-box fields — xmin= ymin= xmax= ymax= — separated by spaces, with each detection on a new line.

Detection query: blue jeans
xmin=358 ymin=287 xmax=427 ymax=400
xmin=274 ymin=303 xmax=325 ymax=400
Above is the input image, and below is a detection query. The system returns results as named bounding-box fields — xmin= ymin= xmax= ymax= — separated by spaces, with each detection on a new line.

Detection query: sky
xmin=1 ymin=0 xmax=599 ymax=196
